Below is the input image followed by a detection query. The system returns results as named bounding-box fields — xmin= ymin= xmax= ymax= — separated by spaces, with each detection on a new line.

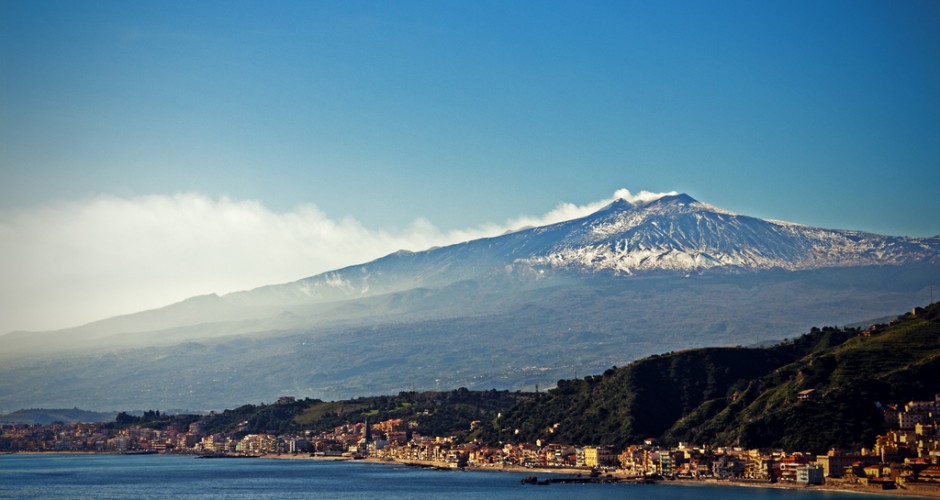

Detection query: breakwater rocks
xmin=521 ymin=475 xmax=658 ymax=486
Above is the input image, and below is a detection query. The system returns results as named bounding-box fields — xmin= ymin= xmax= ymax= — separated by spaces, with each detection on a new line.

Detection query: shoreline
xmin=4 ymin=451 xmax=154 ymax=456
xmin=330 ymin=455 xmax=940 ymax=499
xmin=6 ymin=451 xmax=939 ymax=498
xmin=258 ymin=453 xmax=940 ymax=499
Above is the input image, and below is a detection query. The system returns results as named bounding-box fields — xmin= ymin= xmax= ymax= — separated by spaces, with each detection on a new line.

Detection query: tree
xmin=115 ymin=412 xmax=139 ymax=424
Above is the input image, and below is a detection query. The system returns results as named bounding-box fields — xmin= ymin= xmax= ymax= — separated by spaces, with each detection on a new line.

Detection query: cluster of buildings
xmin=371 ymin=436 xmax=832 ymax=483
xmin=806 ymin=396 xmax=940 ymax=491
xmin=0 ymin=420 xmax=307 ymax=456
xmin=364 ymin=393 xmax=938 ymax=494
xmin=3 ymin=395 xmax=939 ymax=493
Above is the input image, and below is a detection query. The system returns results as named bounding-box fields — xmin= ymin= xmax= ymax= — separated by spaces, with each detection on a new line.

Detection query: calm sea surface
xmin=0 ymin=454 xmax=904 ymax=500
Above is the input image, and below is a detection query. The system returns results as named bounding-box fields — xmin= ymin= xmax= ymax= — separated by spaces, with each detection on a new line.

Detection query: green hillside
xmin=478 ymin=303 xmax=940 ymax=453
xmin=195 ymin=389 xmax=530 ymax=439
xmin=680 ymin=302 xmax=940 ymax=453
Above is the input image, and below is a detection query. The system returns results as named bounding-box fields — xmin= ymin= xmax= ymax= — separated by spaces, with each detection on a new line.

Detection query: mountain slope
xmin=0 ymin=265 xmax=934 ymax=410
xmin=5 ymin=194 xmax=937 ymax=353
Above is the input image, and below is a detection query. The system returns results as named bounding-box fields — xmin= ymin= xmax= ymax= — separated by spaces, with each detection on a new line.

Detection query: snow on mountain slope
xmin=507 ymin=194 xmax=938 ymax=275
xmin=285 ymin=193 xmax=940 ymax=298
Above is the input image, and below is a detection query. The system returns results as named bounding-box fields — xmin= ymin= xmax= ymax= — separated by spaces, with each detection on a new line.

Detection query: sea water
xmin=0 ymin=454 xmax=901 ymax=499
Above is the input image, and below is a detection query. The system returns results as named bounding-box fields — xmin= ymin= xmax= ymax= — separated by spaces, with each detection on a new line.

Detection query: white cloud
xmin=0 ymin=189 xmax=676 ymax=334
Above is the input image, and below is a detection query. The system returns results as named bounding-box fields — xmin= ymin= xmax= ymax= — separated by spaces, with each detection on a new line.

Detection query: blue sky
xmin=1 ymin=0 xmax=939 ymax=332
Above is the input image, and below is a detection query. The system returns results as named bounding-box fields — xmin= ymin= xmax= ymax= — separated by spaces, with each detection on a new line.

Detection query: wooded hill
xmin=478 ymin=302 xmax=940 ymax=453
xmin=194 ymin=389 xmax=530 ymax=440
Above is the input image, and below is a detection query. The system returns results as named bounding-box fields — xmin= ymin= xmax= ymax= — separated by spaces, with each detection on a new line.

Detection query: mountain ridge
xmin=11 ymin=193 xmax=940 ymax=340
xmin=6 ymin=193 xmax=935 ymax=342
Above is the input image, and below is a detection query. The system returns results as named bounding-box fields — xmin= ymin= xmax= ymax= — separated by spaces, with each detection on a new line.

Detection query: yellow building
xmin=583 ymin=446 xmax=600 ymax=467
xmin=582 ymin=446 xmax=618 ymax=468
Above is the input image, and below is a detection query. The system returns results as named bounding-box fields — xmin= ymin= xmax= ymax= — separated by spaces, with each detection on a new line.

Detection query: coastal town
xmin=3 ymin=394 xmax=940 ymax=496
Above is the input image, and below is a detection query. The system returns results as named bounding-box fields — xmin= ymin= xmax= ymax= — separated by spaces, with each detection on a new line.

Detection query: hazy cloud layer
xmin=0 ymin=189 xmax=672 ymax=334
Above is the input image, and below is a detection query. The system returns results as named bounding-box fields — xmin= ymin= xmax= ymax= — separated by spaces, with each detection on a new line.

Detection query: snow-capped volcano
xmin=285 ymin=193 xmax=939 ymax=302
xmin=25 ymin=192 xmax=933 ymax=332
xmin=3 ymin=192 xmax=938 ymax=410
xmin=512 ymin=193 xmax=939 ymax=275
